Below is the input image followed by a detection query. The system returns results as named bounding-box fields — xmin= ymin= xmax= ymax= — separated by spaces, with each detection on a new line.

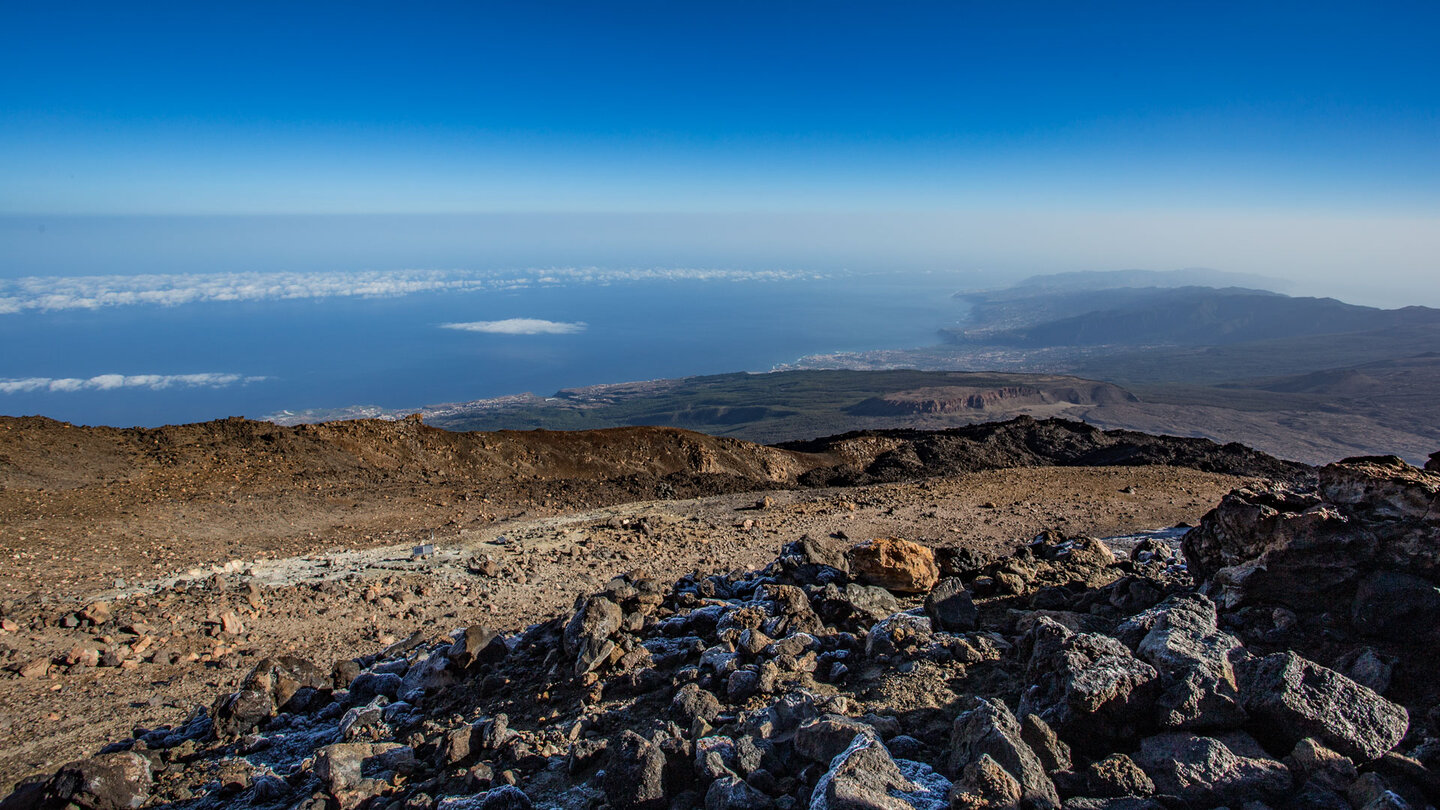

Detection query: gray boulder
xmin=1020 ymin=713 xmax=1071 ymax=773
xmin=1116 ymin=594 xmax=1248 ymax=730
xmin=1018 ymin=617 xmax=1158 ymax=749
xmin=1084 ymin=754 xmax=1154 ymax=798
xmin=1237 ymin=651 xmax=1408 ymax=761
xmin=1132 ymin=732 xmax=1291 ymax=804
xmin=706 ymin=775 xmax=773 ymax=810
xmin=564 ymin=595 xmax=623 ymax=675
xmin=44 ymin=752 xmax=152 ymax=810
xmin=480 ymin=785 xmax=533 ymax=810
xmin=948 ymin=754 xmax=1021 ymax=810
xmin=1351 ymin=571 xmax=1440 ymax=638
xmin=923 ymin=578 xmax=977 ymax=632
xmin=603 ymin=731 xmax=668 ymax=810
xmin=865 ymin=613 xmax=933 ymax=660
xmin=797 ymin=715 xmax=878 ymax=764
xmin=949 ymin=697 xmax=1059 ymax=809
xmin=810 ymin=734 xmax=941 ymax=810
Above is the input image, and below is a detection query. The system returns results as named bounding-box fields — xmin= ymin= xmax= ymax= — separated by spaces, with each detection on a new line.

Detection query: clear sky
xmin=1 ymin=1 xmax=1437 ymax=300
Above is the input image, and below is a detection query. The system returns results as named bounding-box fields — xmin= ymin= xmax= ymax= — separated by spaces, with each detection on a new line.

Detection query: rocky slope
xmin=0 ymin=415 xmax=1304 ymax=599
xmin=5 ymin=452 xmax=1437 ymax=810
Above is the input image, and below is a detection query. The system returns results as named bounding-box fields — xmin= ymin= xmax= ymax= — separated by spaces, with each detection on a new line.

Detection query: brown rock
xmin=846 ymin=537 xmax=939 ymax=593
xmin=220 ymin=611 xmax=244 ymax=635
xmin=81 ymin=602 xmax=113 ymax=625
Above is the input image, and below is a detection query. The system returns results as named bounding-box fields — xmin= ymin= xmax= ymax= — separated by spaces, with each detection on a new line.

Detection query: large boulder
xmin=1115 ymin=594 xmax=1248 ymax=730
xmin=948 ymin=698 xmax=1059 ymax=809
xmin=796 ymin=716 xmax=878 ymax=764
xmin=1017 ymin=618 xmax=1158 ymax=750
xmin=43 ymin=752 xmax=152 ymax=810
xmin=1184 ymin=459 xmax=1440 ymax=614
xmin=1182 ymin=486 xmax=1359 ymax=610
xmin=810 ymin=734 xmax=943 ymax=810
xmin=564 ymin=595 xmax=623 ymax=676
xmin=1320 ymin=455 xmax=1440 ymax=522
xmin=1236 ymin=651 xmax=1408 ymax=761
xmin=603 ymin=731 xmax=669 ymax=810
xmin=1131 ymin=732 xmax=1291 ymax=804
xmin=1351 ymin=571 xmax=1440 ymax=638
xmin=846 ymin=538 xmax=940 ymax=594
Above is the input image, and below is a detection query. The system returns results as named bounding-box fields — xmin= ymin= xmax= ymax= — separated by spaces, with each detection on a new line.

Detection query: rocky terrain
xmin=6 ymin=449 xmax=1439 ymax=810
xmin=0 ymin=414 xmax=1311 ymax=798
xmin=5 ymin=411 xmax=1440 ymax=808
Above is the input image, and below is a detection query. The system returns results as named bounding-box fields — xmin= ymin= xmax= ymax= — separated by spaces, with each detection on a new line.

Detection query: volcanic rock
xmin=42 ymin=752 xmax=152 ymax=810
xmin=846 ymin=538 xmax=940 ymax=594
xmin=1115 ymin=593 xmax=1247 ymax=730
xmin=922 ymin=578 xmax=977 ymax=632
xmin=949 ymin=697 xmax=1058 ymax=809
xmin=1236 ymin=650 xmax=1408 ymax=761
xmin=604 ymin=731 xmax=668 ymax=810
xmin=1131 ymin=732 xmax=1291 ymax=804
xmin=1018 ymin=618 xmax=1158 ymax=749
xmin=809 ymin=734 xmax=929 ymax=810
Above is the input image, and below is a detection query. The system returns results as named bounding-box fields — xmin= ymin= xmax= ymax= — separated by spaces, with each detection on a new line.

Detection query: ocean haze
xmin=4 ymin=212 xmax=1437 ymax=309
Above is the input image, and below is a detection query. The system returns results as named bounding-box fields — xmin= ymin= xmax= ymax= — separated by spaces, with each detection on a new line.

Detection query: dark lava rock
xmin=809 ymin=735 xmax=926 ymax=810
xmin=479 ymin=785 xmax=533 ymax=810
xmin=451 ymin=626 xmax=508 ymax=670
xmin=1116 ymin=593 xmax=1247 ymax=730
xmin=949 ymin=697 xmax=1059 ymax=809
xmin=564 ymin=595 xmax=622 ymax=676
xmin=1131 ymin=732 xmax=1291 ymax=804
xmin=1351 ymin=571 xmax=1440 ymax=638
xmin=43 ymin=752 xmax=152 ymax=810
xmin=603 ymin=731 xmax=668 ymax=810
xmin=1018 ymin=617 xmax=1158 ymax=750
xmin=923 ymin=578 xmax=978 ymax=632
xmin=704 ymin=775 xmax=773 ymax=810
xmin=1084 ymin=754 xmax=1154 ymax=798
xmin=1237 ymin=650 xmax=1408 ymax=761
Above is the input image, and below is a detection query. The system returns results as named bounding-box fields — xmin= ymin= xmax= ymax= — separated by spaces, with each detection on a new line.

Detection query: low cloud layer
xmin=441 ymin=318 xmax=587 ymax=335
xmin=0 ymin=373 xmax=267 ymax=394
xmin=0 ymin=268 xmax=816 ymax=315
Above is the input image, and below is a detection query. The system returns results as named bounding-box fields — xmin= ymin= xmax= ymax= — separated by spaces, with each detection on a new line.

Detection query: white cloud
xmin=441 ymin=318 xmax=588 ymax=335
xmin=0 ymin=373 xmax=267 ymax=394
xmin=0 ymin=267 xmax=818 ymax=314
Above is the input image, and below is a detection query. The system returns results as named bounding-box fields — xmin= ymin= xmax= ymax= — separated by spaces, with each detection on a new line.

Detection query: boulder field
xmin=5 ymin=454 xmax=1440 ymax=810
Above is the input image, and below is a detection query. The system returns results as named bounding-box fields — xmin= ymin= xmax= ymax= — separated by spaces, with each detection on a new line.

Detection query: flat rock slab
xmin=1237 ymin=651 xmax=1408 ymax=761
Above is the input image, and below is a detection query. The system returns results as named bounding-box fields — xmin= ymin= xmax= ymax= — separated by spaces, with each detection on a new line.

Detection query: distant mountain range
xmin=948 ymin=284 xmax=1440 ymax=349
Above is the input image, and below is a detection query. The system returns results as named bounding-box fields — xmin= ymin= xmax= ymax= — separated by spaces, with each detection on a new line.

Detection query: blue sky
xmin=2 ymin=1 xmax=1437 ymax=214
xmin=1 ymin=2 xmax=1437 ymax=304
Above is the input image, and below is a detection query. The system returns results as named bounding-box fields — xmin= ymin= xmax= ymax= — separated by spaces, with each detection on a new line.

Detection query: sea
xmin=0 ymin=268 xmax=973 ymax=428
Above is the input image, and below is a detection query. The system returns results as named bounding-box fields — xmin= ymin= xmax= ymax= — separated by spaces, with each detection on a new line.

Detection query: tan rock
xmin=81 ymin=601 xmax=112 ymax=625
xmin=220 ymin=611 xmax=244 ymax=635
xmin=66 ymin=646 xmax=100 ymax=668
xmin=846 ymin=536 xmax=939 ymax=593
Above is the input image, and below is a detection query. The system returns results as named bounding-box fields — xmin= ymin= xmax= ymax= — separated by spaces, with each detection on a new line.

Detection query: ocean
xmin=0 ymin=270 xmax=971 ymax=427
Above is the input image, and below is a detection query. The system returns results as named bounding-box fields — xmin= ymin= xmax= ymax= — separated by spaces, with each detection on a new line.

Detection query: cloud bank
xmin=0 ymin=268 xmax=818 ymax=315
xmin=442 ymin=318 xmax=588 ymax=335
xmin=0 ymin=373 xmax=267 ymax=394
